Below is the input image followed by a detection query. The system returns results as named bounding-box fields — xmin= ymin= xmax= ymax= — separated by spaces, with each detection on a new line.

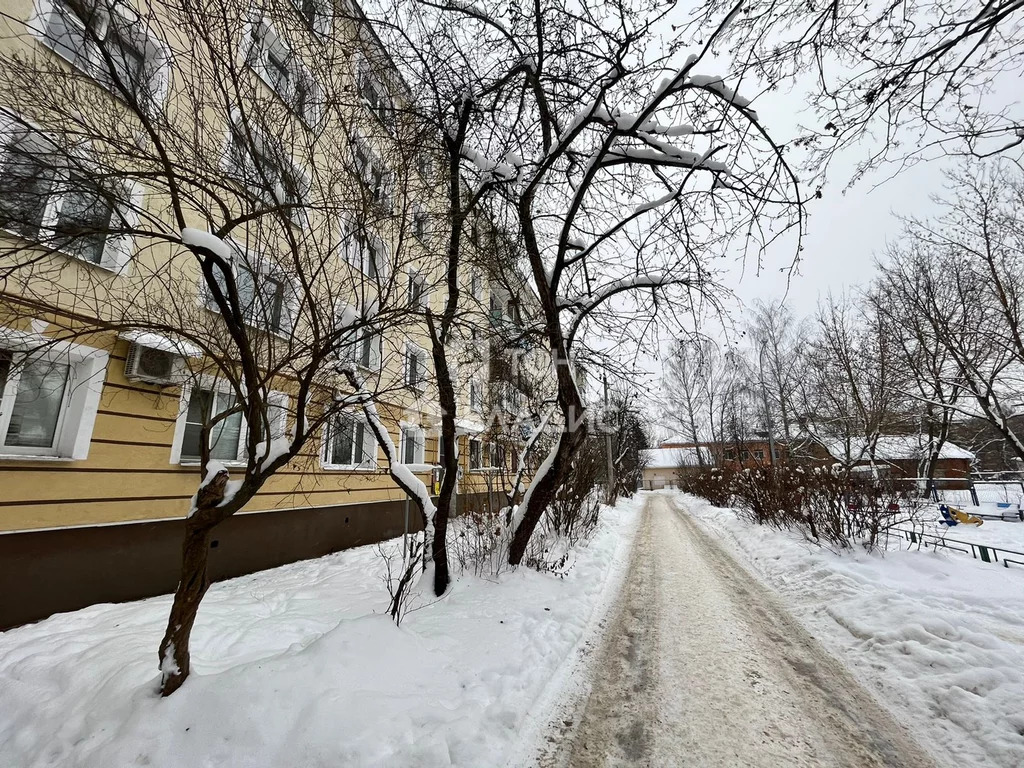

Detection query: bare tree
xmin=797 ymin=295 xmax=911 ymax=475
xmin=871 ymin=247 xmax=966 ymax=482
xmin=886 ymin=162 xmax=1024 ymax=462
xmin=690 ymin=0 xmax=1024 ymax=175
xmin=662 ymin=337 xmax=715 ymax=458
xmin=366 ymin=0 xmax=804 ymax=565
xmin=746 ymin=299 xmax=807 ymax=443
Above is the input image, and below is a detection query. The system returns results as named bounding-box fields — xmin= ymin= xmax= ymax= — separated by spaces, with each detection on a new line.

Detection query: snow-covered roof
xmin=642 ymin=447 xmax=710 ymax=469
xmin=659 ymin=433 xmax=691 ymax=446
xmin=815 ymin=435 xmax=975 ymax=463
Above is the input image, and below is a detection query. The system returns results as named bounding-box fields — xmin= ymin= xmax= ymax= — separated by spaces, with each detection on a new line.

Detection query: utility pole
xmin=604 ymin=373 xmax=616 ymax=502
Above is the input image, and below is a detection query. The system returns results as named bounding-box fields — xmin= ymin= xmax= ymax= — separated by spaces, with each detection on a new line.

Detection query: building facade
xmin=0 ymin=0 xmax=545 ymax=627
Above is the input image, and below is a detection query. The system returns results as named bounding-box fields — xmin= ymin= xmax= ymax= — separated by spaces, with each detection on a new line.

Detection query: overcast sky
xmin=630 ymin=5 xmax=976 ymax=429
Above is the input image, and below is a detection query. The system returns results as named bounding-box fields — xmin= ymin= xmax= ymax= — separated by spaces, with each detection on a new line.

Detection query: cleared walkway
xmin=541 ymin=494 xmax=938 ymax=768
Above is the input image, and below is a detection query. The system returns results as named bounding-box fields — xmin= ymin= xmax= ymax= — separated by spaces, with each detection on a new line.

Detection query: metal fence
xmin=889 ymin=527 xmax=1024 ymax=569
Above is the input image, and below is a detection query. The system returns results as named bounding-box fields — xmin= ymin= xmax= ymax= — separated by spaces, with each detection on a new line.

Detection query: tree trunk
xmin=430 ymin=326 xmax=460 ymax=597
xmin=158 ymin=519 xmax=214 ymax=696
xmin=508 ymin=426 xmax=581 ymax=565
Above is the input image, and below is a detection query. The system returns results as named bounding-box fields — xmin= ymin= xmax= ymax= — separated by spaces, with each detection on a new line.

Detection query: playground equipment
xmin=939 ymin=504 xmax=984 ymax=527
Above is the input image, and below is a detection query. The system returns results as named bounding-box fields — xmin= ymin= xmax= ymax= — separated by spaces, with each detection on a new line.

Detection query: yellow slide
xmin=950 ymin=506 xmax=984 ymax=526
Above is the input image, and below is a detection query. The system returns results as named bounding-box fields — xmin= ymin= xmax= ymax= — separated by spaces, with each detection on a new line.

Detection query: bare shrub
xmin=686 ymin=462 xmax=928 ymax=551
xmin=449 ymin=505 xmax=511 ymax=579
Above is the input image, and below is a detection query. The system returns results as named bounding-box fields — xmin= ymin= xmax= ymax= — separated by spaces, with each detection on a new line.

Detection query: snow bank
xmin=0 ymin=496 xmax=644 ymax=767
xmin=681 ymin=493 xmax=1024 ymax=768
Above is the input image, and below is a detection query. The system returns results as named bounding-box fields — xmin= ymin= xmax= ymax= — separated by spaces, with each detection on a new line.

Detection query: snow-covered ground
xmin=682 ymin=493 xmax=1024 ymax=768
xmin=0 ymin=497 xmax=642 ymax=768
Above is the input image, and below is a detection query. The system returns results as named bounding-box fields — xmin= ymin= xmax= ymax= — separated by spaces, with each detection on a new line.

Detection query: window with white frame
xmin=35 ymin=0 xmax=170 ymax=107
xmin=355 ymin=56 xmax=395 ymax=132
xmin=341 ymin=225 xmax=387 ymax=279
xmin=172 ymin=382 xmax=288 ymax=465
xmin=0 ymin=114 xmax=141 ymax=271
xmin=407 ymin=270 xmax=427 ymax=310
xmin=470 ymin=270 xmax=482 ymax=300
xmin=468 ymin=437 xmax=482 ymax=470
xmin=489 ymin=293 xmax=504 ymax=322
xmin=469 ymin=378 xmax=483 ymax=412
xmin=179 ymin=387 xmax=245 ymax=463
xmin=323 ymin=412 xmax=376 ymax=469
xmin=0 ymin=334 xmax=109 ymax=460
xmin=201 ymin=242 xmax=297 ymax=336
xmin=351 ymin=137 xmax=390 ymax=207
xmin=436 ymin=427 xmax=447 ymax=467
xmin=226 ymin=122 xmax=308 ymax=225
xmin=404 ymin=343 xmax=427 ymax=391
xmin=400 ymin=423 xmax=425 ymax=465
xmin=246 ymin=17 xmax=321 ymax=124
xmin=338 ymin=304 xmax=381 ymax=371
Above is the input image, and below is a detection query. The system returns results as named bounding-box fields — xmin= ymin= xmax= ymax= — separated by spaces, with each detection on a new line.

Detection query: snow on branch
xmin=337 ymin=364 xmax=437 ymax=543
xmin=508 ymin=406 xmax=555 ymax=504
xmin=180 ymin=227 xmax=231 ymax=260
xmin=686 ymin=74 xmax=754 ymax=110
xmin=462 ymin=146 xmax=516 ymax=181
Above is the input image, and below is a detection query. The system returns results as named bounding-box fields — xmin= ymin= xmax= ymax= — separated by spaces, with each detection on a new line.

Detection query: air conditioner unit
xmin=124 ymin=342 xmax=185 ymax=386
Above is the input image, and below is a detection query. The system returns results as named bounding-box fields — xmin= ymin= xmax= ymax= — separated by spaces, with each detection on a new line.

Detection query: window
xmin=436 ymin=428 xmax=447 ymax=467
xmin=247 ymin=18 xmax=321 ymax=124
xmin=753 ymin=449 xmax=765 ymax=461
xmin=202 ymin=243 xmax=296 ymax=336
xmin=469 ymin=222 xmax=478 ymax=246
xmin=292 ymin=0 xmax=331 ymax=34
xmin=470 ymin=271 xmax=482 ymax=300
xmin=0 ymin=353 xmax=69 ymax=453
xmin=355 ymin=57 xmax=395 ymax=132
xmin=323 ymin=412 xmax=375 ymax=469
xmin=0 ymin=332 xmax=109 ymax=460
xmin=407 ymin=271 xmax=427 ymax=309
xmin=412 ymin=206 xmax=429 ymax=242
xmin=226 ymin=124 xmax=308 ymax=224
xmin=493 ymin=443 xmax=506 ymax=470
xmin=400 ymin=424 xmax=425 ymax=465
xmin=179 ymin=387 xmax=244 ymax=463
xmin=50 ymin=170 xmax=114 ymax=264
xmin=405 ymin=344 xmax=427 ymax=391
xmin=341 ymin=225 xmax=387 ymax=279
xmin=0 ymin=114 xmax=140 ymax=272
xmin=469 ymin=379 xmax=483 ymax=412
xmin=416 ymin=154 xmax=434 ymax=179
xmin=351 ymin=137 xmax=390 ymax=207
xmin=338 ymin=304 xmax=381 ymax=371
xmin=490 ymin=293 xmax=503 ymax=322
xmin=37 ymin=0 xmax=170 ymax=106
xmin=469 ymin=438 xmax=482 ymax=470
xmin=507 ymin=299 xmax=522 ymax=327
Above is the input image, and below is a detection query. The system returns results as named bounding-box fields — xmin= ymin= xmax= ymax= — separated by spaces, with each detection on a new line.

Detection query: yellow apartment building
xmin=0 ymin=0 xmax=546 ymax=627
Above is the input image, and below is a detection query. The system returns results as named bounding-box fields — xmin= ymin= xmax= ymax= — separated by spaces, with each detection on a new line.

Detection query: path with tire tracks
xmin=532 ymin=494 xmax=939 ymax=768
